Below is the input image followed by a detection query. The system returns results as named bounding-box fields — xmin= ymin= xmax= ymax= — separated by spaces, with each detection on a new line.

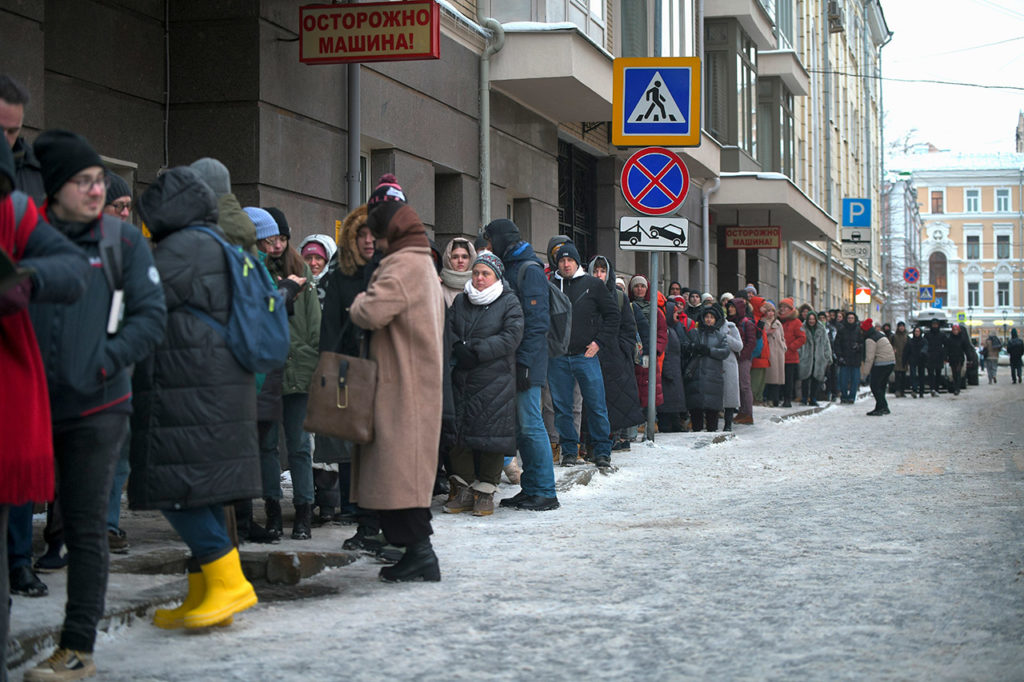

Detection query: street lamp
xmin=1000 ymin=309 xmax=1011 ymax=345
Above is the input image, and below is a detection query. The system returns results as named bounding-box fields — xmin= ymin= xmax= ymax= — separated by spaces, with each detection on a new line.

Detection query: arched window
xmin=929 ymin=251 xmax=948 ymax=304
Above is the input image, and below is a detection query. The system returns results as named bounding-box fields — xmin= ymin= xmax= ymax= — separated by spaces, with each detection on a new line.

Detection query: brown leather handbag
xmin=303 ymin=329 xmax=376 ymax=444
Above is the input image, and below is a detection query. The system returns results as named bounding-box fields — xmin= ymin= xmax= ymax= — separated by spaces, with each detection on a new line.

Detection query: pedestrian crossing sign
xmin=613 ymin=57 xmax=701 ymax=147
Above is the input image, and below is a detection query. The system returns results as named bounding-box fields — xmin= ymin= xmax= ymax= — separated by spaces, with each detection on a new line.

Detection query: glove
xmin=0 ymin=276 xmax=32 ymax=317
xmin=276 ymin=277 xmax=302 ymax=315
xmin=692 ymin=343 xmax=709 ymax=356
xmin=452 ymin=341 xmax=479 ymax=369
xmin=516 ymin=364 xmax=530 ymax=392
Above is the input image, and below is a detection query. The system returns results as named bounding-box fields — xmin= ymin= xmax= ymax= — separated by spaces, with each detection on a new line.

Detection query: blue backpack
xmin=184 ymin=226 xmax=289 ymax=373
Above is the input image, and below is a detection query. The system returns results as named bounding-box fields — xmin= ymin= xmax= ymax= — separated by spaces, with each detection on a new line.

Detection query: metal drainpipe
xmin=822 ymin=1 xmax=832 ymax=217
xmin=347 ymin=63 xmax=360 ymax=210
xmin=477 ymin=9 xmax=504 ymax=229
xmin=1018 ymin=166 xmax=1023 ymax=327
xmin=702 ymin=177 xmax=720 ymax=293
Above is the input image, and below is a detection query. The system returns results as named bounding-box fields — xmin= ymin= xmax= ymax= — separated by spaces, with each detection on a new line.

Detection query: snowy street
xmin=11 ymin=383 xmax=1024 ymax=681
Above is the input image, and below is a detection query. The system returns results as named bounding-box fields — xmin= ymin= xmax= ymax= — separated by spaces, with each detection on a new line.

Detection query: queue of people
xmin=1 ymin=67 xmax=1012 ymax=681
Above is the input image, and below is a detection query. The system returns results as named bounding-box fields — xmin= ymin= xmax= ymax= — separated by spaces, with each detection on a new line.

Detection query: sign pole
xmin=647 ymin=252 xmax=659 ymax=442
xmin=347 ymin=59 xmax=361 ymax=210
xmin=852 ymin=258 xmax=858 ymax=316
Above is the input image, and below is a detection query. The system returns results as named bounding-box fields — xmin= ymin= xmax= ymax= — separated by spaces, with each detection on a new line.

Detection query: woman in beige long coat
xmin=349 ymin=174 xmax=445 ymax=583
xmin=761 ymin=302 xmax=788 ymax=407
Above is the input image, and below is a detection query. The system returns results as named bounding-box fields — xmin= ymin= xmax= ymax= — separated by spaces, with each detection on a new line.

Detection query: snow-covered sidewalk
xmin=10 ymin=384 xmax=1024 ymax=680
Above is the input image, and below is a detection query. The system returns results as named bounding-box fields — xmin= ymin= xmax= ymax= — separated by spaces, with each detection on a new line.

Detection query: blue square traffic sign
xmin=613 ymin=58 xmax=701 ymax=147
xmin=842 ymin=199 xmax=871 ymax=227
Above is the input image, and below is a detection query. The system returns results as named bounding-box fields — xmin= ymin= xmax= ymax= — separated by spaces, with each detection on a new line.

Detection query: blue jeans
xmin=838 ymin=365 xmax=860 ymax=402
xmin=548 ymin=354 xmax=612 ymax=458
xmin=260 ymin=393 xmax=314 ymax=504
xmin=515 ymin=387 xmax=557 ymax=498
xmin=162 ymin=505 xmax=232 ymax=563
xmin=106 ymin=436 xmax=131 ymax=531
xmin=6 ymin=502 xmax=34 ymax=570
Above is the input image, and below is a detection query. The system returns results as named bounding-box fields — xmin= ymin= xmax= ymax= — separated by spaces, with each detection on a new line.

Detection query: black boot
xmin=379 ymin=538 xmax=441 ymax=582
xmin=723 ymin=408 xmax=734 ymax=432
xmin=292 ymin=503 xmax=312 ymax=540
xmin=264 ymin=497 xmax=283 ymax=538
xmin=235 ymin=499 xmax=278 ymax=544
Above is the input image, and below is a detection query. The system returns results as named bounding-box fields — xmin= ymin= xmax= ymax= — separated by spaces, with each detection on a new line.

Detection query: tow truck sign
xmin=619 ymin=217 xmax=689 ymax=252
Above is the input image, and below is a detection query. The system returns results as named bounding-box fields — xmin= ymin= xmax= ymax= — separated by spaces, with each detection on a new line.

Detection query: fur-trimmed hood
xmin=337 ymin=204 xmax=369 ymax=276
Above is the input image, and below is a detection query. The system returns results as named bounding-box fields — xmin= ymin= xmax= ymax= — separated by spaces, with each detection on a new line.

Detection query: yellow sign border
xmin=613 ymin=57 xmax=701 ymax=148
xmin=918 ymin=285 xmax=935 ymax=302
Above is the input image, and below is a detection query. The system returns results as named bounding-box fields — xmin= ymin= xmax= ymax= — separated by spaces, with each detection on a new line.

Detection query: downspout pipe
xmin=702 ymin=177 xmax=720 ymax=294
xmin=478 ymin=9 xmax=504 ymax=229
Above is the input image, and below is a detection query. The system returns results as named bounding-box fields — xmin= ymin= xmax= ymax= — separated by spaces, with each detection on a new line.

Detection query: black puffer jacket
xmin=129 ymin=166 xmax=260 ymax=510
xmin=945 ymin=329 xmax=972 ymax=365
xmin=924 ymin=325 xmax=947 ymax=366
xmin=833 ymin=317 xmax=863 ymax=366
xmin=904 ymin=330 xmax=928 ymax=366
xmin=682 ymin=305 xmax=731 ymax=410
xmin=442 ymin=286 xmax=524 ymax=455
xmin=587 ymin=256 xmax=643 ymax=430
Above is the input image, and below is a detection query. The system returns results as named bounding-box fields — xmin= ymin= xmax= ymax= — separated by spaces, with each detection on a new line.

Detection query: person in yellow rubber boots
xmin=131 ymin=166 xmax=260 ymax=629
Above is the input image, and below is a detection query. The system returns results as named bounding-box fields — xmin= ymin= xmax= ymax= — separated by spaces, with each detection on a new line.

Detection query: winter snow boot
xmin=23 ymin=647 xmax=96 ymax=682
xmin=503 ymin=458 xmax=522 ymax=485
xmin=594 ymin=455 xmax=611 ymax=469
xmin=235 ymin=499 xmax=277 ymax=544
xmin=734 ymin=413 xmax=754 ymax=425
xmin=379 ymin=538 xmax=441 ymax=583
xmin=499 ymin=490 xmax=529 ymax=508
xmin=34 ymin=542 xmax=68 ymax=572
xmin=292 ymin=503 xmax=312 ymax=540
xmin=264 ymin=497 xmax=283 ymax=538
xmin=443 ymin=477 xmax=475 ymax=514
xmin=560 ymin=451 xmax=578 ymax=467
xmin=472 ymin=491 xmax=495 ymax=516
xmin=153 ymin=562 xmax=233 ymax=629
xmin=551 ymin=442 xmax=561 ymax=464
xmin=183 ymin=548 xmax=257 ymax=629
xmin=723 ymin=409 xmax=735 ymax=432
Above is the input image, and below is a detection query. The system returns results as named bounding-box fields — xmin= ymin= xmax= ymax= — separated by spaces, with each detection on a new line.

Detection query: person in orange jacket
xmin=777 ymin=298 xmax=806 ymax=407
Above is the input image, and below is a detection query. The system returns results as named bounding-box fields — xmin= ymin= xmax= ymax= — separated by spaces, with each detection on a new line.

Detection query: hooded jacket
xmin=721 ymin=316 xmax=744 ymax=410
xmin=629 ymin=276 xmax=667 ymax=409
xmin=904 ymin=329 xmax=928 ymax=366
xmin=439 ymin=236 xmax=477 ymax=307
xmin=834 ymin=315 xmax=863 ymax=366
xmin=945 ymin=327 xmax=972 ymax=365
xmin=779 ymin=300 xmax=806 ymax=364
xmin=552 ymin=243 xmax=618 ymax=356
xmin=1007 ymin=329 xmax=1023 ymax=362
xmin=588 ymin=255 xmax=643 ymax=429
xmin=730 ymin=298 xmax=758 ymax=362
xmin=861 ymin=327 xmax=896 ymax=379
xmin=11 ymin=136 xmax=46 ymax=203
xmin=891 ymin=326 xmax=909 ymax=371
xmin=188 ymin=158 xmax=257 ymax=254
xmin=130 ymin=166 xmax=260 ymax=510
xmin=924 ymin=324 xmax=948 ymax=366
xmin=484 ymin=219 xmax=549 ymax=387
xmin=682 ymin=304 xmax=731 ymax=411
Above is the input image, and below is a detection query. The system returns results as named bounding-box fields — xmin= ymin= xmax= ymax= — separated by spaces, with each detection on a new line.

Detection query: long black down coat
xmin=442 ymin=286 xmax=524 ymax=455
xmin=682 ymin=305 xmax=731 ymax=411
xmin=587 ymin=256 xmax=643 ymax=431
xmin=129 ymin=167 xmax=260 ymax=510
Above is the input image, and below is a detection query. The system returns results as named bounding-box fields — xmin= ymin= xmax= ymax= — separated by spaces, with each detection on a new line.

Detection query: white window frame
xmin=997 ymin=280 xmax=1011 ymax=308
xmin=994 ymin=223 xmax=1013 ymax=261
xmin=963 ymin=224 xmax=983 ymax=260
xmin=995 ymin=187 xmax=1011 ymax=213
xmin=967 ymin=281 xmax=981 ymax=308
xmin=929 ymin=188 xmax=946 ymax=214
xmin=964 ymin=187 xmax=981 ymax=213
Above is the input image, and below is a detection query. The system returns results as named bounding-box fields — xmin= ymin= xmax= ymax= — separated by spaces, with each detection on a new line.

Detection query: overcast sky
xmin=880 ymin=0 xmax=1024 ymax=154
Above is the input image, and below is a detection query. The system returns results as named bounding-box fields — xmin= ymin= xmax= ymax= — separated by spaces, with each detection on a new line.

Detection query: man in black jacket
xmin=924 ymin=319 xmax=948 ymax=396
xmin=834 ymin=311 xmax=862 ymax=403
xmin=548 ymin=242 xmax=619 ymax=468
xmin=482 ymin=219 xmax=559 ymax=511
xmin=23 ymin=130 xmax=166 ymax=681
xmin=945 ymin=323 xmax=972 ymax=395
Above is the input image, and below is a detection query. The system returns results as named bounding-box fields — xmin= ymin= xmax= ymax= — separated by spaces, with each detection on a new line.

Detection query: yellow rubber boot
xmin=183 ymin=548 xmax=257 ymax=629
xmin=154 ymin=571 xmax=233 ymax=629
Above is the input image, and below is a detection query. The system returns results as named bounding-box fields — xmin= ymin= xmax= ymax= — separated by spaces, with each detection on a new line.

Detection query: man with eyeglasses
xmin=103 ymin=172 xmax=132 ymax=222
xmin=21 ymin=130 xmax=166 ymax=682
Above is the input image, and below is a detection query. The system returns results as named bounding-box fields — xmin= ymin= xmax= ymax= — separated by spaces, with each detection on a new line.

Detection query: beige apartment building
xmin=889 ymin=152 xmax=1024 ymax=340
xmin=1 ymin=0 xmax=890 ymax=306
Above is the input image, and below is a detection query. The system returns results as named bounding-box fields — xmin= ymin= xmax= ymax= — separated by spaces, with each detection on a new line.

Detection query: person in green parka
xmin=798 ymin=311 xmax=832 ymax=407
xmin=247 ymin=206 xmax=321 ymax=541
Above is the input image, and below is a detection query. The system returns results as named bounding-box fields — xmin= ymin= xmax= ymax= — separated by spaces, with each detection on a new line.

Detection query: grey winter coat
xmin=721 ymin=320 xmax=743 ymax=410
xmin=130 ymin=167 xmax=260 ymax=510
xmin=682 ymin=306 xmax=732 ymax=411
xmin=799 ymin=320 xmax=832 ymax=382
xmin=443 ymin=286 xmax=524 ymax=455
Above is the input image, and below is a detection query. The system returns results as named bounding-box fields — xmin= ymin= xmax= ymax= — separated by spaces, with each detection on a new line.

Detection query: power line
xmin=895 ymin=34 xmax=1024 ymax=60
xmin=806 ymin=69 xmax=1024 ymax=92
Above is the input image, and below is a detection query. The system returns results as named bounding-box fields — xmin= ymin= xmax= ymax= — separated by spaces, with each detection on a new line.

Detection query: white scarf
xmin=464 ymin=277 xmax=503 ymax=306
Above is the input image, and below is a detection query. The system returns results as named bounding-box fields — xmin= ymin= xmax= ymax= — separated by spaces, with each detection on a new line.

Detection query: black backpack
xmin=517 ymin=260 xmax=571 ymax=358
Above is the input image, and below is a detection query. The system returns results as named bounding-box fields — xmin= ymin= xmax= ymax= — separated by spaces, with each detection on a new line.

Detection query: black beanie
xmin=554 ymin=242 xmax=582 ymax=266
xmin=481 ymin=218 xmax=520 ymax=259
xmin=33 ymin=129 xmax=104 ymax=198
xmin=105 ymin=172 xmax=131 ymax=206
xmin=367 ymin=173 xmax=406 ymax=210
xmin=265 ymin=206 xmax=291 ymax=239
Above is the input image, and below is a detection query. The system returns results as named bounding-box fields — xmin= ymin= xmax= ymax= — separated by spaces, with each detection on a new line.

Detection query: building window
xmin=756 ymin=79 xmax=794 ymax=177
xmin=967 ymin=282 xmax=980 ymax=308
xmin=998 ymin=281 xmax=1010 ymax=307
xmin=557 ymin=141 xmax=596 ymax=263
xmin=966 ymin=235 xmax=980 ymax=259
xmin=620 ymin=0 xmax=647 ymax=57
xmin=704 ymin=20 xmax=756 ymax=158
xmin=931 ymin=191 xmax=944 ymax=214
xmin=997 ymin=234 xmax=1010 ymax=259
xmin=996 ymin=188 xmax=1010 ymax=212
xmin=965 ymin=188 xmax=980 ymax=213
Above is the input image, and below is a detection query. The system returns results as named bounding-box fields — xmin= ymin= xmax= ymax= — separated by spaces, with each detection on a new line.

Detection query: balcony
xmin=757 ymin=50 xmax=809 ymax=95
xmin=704 ymin=0 xmax=776 ymax=50
xmin=488 ymin=24 xmax=613 ymax=123
xmin=712 ymin=172 xmax=837 ymax=242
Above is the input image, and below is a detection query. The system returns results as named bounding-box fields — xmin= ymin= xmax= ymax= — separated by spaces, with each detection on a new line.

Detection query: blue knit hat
xmin=244 ymin=206 xmax=279 ymax=241
xmin=474 ymin=251 xmax=504 ymax=279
